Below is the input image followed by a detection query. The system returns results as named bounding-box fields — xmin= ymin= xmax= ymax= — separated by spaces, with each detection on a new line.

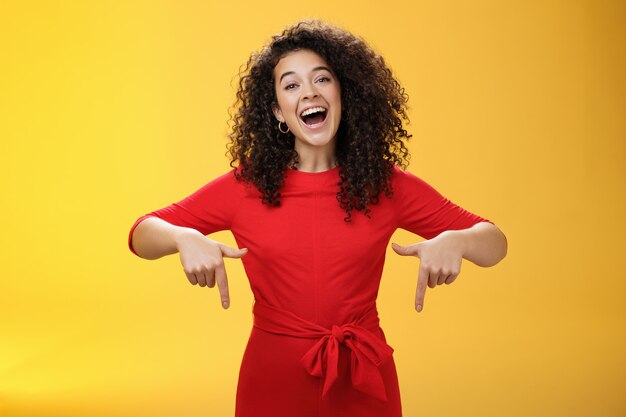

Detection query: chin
xmin=298 ymin=132 xmax=337 ymax=147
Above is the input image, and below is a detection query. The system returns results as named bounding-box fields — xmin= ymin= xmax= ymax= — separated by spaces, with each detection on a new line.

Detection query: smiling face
xmin=272 ymin=49 xmax=342 ymax=156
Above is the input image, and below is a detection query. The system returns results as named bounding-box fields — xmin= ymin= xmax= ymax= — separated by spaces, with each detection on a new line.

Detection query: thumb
xmin=220 ymin=244 xmax=249 ymax=258
xmin=391 ymin=242 xmax=419 ymax=257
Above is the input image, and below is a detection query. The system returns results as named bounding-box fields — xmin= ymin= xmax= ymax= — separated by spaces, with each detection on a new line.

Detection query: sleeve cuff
xmin=128 ymin=214 xmax=156 ymax=257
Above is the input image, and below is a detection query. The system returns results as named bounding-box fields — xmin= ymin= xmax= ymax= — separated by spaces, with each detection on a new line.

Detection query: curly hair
xmin=226 ymin=18 xmax=412 ymax=222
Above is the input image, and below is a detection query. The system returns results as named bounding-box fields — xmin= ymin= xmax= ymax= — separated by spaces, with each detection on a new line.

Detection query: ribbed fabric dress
xmin=128 ymin=164 xmax=492 ymax=417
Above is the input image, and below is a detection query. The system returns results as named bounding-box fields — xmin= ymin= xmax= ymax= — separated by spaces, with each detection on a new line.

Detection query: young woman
xmin=128 ymin=19 xmax=507 ymax=417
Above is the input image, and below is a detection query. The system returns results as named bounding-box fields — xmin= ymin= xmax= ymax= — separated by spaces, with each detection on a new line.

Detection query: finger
xmin=214 ymin=262 xmax=230 ymax=309
xmin=391 ymin=242 xmax=418 ymax=257
xmin=204 ymin=268 xmax=215 ymax=288
xmin=445 ymin=274 xmax=459 ymax=285
xmin=207 ymin=268 xmax=216 ymax=288
xmin=428 ymin=268 xmax=439 ymax=288
xmin=221 ymin=244 xmax=249 ymax=258
xmin=185 ymin=270 xmax=198 ymax=285
xmin=437 ymin=270 xmax=449 ymax=285
xmin=196 ymin=270 xmax=207 ymax=287
xmin=415 ymin=264 xmax=428 ymax=312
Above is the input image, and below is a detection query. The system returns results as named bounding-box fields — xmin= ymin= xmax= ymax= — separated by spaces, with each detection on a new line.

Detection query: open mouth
xmin=299 ymin=106 xmax=327 ymax=127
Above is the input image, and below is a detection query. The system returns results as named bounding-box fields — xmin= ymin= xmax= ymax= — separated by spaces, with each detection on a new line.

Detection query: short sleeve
xmin=128 ymin=167 xmax=244 ymax=257
xmin=392 ymin=166 xmax=494 ymax=240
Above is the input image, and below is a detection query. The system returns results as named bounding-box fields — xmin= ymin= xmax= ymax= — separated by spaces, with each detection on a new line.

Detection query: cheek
xmin=274 ymin=90 xmax=288 ymax=104
xmin=333 ymin=88 xmax=342 ymax=107
xmin=274 ymin=88 xmax=289 ymax=106
xmin=334 ymin=93 xmax=342 ymax=114
xmin=274 ymin=96 xmax=292 ymax=117
xmin=283 ymin=98 xmax=299 ymax=116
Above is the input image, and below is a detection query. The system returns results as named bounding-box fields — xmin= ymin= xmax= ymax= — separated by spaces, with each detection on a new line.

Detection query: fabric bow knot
xmin=252 ymin=301 xmax=395 ymax=402
xmin=331 ymin=324 xmax=346 ymax=342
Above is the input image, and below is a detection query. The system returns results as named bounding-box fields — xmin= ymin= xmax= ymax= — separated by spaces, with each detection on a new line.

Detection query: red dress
xmin=128 ymin=165 xmax=492 ymax=417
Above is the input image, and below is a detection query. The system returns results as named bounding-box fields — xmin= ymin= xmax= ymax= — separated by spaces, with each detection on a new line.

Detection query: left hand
xmin=391 ymin=232 xmax=465 ymax=313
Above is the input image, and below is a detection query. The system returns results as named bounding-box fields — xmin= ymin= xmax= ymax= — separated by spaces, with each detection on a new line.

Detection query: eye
xmin=285 ymin=83 xmax=297 ymax=90
xmin=317 ymin=76 xmax=330 ymax=83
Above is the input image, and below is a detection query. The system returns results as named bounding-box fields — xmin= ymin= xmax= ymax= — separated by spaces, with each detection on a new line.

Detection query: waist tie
xmin=252 ymin=300 xmax=394 ymax=402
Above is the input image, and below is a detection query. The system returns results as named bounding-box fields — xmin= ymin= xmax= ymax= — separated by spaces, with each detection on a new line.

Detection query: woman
xmin=128 ymin=19 xmax=507 ymax=417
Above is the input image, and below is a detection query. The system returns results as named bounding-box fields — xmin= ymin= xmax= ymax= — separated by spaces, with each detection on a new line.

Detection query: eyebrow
xmin=279 ymin=66 xmax=333 ymax=83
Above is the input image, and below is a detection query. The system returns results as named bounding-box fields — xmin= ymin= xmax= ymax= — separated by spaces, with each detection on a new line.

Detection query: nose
xmin=301 ymin=81 xmax=319 ymax=99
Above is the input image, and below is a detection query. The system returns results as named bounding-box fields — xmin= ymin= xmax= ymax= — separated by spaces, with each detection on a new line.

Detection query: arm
xmin=128 ymin=167 xmax=244 ymax=260
xmin=439 ymin=221 xmax=507 ymax=267
xmin=130 ymin=216 xmax=203 ymax=260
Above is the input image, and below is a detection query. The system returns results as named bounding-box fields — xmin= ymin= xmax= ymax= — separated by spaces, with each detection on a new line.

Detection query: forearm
xmin=131 ymin=217 xmax=203 ymax=260
xmin=441 ymin=221 xmax=507 ymax=267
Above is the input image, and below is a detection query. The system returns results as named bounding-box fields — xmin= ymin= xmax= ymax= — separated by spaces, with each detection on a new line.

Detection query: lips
xmin=299 ymin=105 xmax=328 ymax=128
xmin=299 ymin=105 xmax=327 ymax=118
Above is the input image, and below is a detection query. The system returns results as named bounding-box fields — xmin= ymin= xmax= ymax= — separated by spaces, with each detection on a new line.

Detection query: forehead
xmin=273 ymin=49 xmax=332 ymax=78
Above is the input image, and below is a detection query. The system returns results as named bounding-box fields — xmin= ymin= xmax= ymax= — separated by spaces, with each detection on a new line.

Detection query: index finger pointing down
xmin=214 ymin=262 xmax=230 ymax=309
xmin=415 ymin=263 xmax=429 ymax=312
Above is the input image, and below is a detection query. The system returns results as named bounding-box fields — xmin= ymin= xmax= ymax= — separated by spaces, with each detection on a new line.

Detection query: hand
xmin=391 ymin=232 xmax=465 ymax=313
xmin=175 ymin=230 xmax=248 ymax=309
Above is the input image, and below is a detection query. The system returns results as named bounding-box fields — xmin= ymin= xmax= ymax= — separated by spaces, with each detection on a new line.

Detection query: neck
xmin=292 ymin=139 xmax=337 ymax=173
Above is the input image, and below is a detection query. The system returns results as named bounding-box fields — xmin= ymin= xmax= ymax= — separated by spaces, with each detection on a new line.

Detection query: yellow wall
xmin=1 ymin=1 xmax=624 ymax=416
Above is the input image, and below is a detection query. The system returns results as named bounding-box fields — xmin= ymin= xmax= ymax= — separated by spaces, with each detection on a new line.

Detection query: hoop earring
xmin=278 ymin=121 xmax=290 ymax=134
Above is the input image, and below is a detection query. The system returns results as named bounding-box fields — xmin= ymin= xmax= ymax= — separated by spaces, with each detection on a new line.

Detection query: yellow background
xmin=1 ymin=1 xmax=624 ymax=416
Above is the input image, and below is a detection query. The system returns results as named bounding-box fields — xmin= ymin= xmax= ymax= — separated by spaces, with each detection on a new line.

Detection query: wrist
xmin=439 ymin=229 xmax=469 ymax=258
xmin=173 ymin=227 xmax=203 ymax=251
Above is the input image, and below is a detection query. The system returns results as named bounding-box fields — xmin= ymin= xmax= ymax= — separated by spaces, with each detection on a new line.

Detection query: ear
xmin=272 ymin=102 xmax=284 ymax=122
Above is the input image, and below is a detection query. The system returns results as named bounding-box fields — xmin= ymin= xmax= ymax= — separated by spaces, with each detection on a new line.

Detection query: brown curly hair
xmin=226 ymin=18 xmax=413 ymax=222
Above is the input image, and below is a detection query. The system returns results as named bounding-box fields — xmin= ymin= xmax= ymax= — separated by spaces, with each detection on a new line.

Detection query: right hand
xmin=175 ymin=230 xmax=248 ymax=309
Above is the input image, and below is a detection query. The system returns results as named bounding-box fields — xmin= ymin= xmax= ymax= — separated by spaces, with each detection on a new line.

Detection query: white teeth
xmin=300 ymin=106 xmax=327 ymax=117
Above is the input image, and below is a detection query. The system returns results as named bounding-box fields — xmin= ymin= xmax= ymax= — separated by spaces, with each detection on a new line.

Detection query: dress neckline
xmin=286 ymin=165 xmax=340 ymax=176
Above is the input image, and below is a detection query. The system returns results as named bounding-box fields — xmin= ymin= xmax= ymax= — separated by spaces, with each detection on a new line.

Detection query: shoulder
xmin=206 ymin=165 xmax=246 ymax=187
xmin=390 ymin=164 xmax=429 ymax=189
xmin=388 ymin=164 xmax=447 ymax=206
xmin=190 ymin=165 xmax=251 ymax=200
xmin=226 ymin=165 xmax=261 ymax=198
xmin=390 ymin=164 xmax=413 ymax=180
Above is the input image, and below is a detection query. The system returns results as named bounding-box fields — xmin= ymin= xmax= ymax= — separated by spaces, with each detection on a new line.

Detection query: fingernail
xmin=416 ymin=304 xmax=422 ymax=312
xmin=223 ymin=301 xmax=229 ymax=308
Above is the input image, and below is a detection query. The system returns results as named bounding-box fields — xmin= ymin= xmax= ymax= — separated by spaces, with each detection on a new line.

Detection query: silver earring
xmin=278 ymin=121 xmax=290 ymax=134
